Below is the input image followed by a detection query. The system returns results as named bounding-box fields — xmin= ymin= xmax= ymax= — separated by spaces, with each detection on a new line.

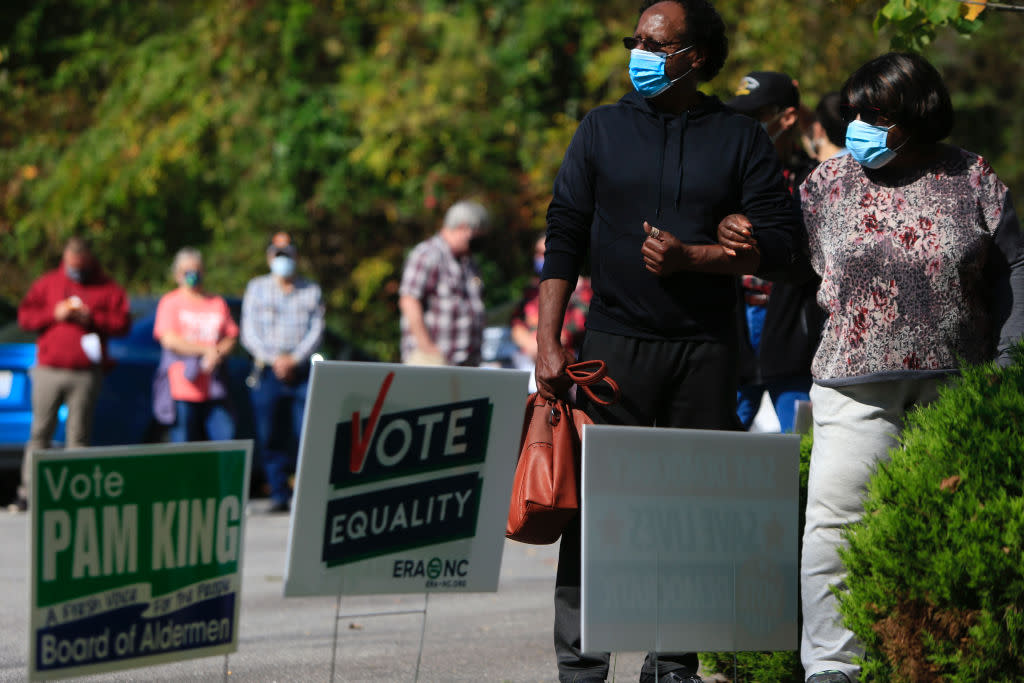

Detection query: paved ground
xmin=0 ymin=502 xmax=731 ymax=683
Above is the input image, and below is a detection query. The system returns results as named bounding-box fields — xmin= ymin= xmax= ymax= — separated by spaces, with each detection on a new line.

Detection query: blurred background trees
xmin=1 ymin=0 xmax=1019 ymax=360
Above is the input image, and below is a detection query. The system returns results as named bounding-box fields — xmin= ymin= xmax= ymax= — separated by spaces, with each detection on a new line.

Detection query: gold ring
xmin=650 ymin=226 xmax=660 ymax=239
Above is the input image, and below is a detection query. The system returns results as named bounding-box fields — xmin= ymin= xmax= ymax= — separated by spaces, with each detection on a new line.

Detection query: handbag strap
xmin=565 ymin=360 xmax=620 ymax=406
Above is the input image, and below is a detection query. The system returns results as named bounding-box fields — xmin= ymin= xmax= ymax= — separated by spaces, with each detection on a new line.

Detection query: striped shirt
xmin=399 ymin=235 xmax=485 ymax=365
xmin=240 ymin=274 xmax=325 ymax=365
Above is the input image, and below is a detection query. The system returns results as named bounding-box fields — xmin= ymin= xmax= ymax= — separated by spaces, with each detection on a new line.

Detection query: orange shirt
xmin=153 ymin=288 xmax=238 ymax=402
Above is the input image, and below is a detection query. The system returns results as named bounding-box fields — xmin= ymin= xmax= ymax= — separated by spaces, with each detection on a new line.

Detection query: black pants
xmin=554 ymin=329 xmax=740 ymax=682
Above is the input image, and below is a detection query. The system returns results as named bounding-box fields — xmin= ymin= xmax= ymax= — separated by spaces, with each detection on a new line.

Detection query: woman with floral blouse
xmin=721 ymin=52 xmax=1024 ymax=683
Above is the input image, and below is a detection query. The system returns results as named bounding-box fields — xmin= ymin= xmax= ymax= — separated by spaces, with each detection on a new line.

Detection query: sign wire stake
xmin=223 ymin=653 xmax=230 ymax=682
xmin=327 ymin=590 xmax=431 ymax=681
xmin=412 ymin=592 xmax=430 ymax=682
xmin=329 ymin=593 xmax=342 ymax=682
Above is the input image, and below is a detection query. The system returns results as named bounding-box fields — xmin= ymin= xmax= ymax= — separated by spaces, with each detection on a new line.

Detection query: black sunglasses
xmin=840 ymin=103 xmax=891 ymax=126
xmin=622 ymin=36 xmax=685 ymax=52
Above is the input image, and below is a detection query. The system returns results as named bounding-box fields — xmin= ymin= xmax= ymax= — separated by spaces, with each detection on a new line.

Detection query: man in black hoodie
xmin=535 ymin=1 xmax=798 ymax=682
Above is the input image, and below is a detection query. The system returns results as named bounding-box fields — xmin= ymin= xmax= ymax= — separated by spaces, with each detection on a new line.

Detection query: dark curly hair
xmin=638 ymin=0 xmax=729 ymax=82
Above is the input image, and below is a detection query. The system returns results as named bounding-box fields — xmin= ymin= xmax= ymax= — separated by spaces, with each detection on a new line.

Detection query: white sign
xmin=581 ymin=426 xmax=799 ymax=653
xmin=284 ymin=362 xmax=529 ymax=597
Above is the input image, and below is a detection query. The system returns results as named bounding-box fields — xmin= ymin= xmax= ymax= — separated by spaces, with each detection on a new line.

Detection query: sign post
xmin=581 ymin=426 xmax=800 ymax=654
xmin=29 ymin=440 xmax=252 ymax=681
xmin=283 ymin=361 xmax=528 ymax=680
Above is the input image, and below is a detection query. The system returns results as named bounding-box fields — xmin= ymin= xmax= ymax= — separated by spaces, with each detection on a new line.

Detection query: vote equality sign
xmin=284 ymin=362 xmax=529 ymax=597
xmin=581 ymin=426 xmax=800 ymax=654
xmin=29 ymin=441 xmax=252 ymax=681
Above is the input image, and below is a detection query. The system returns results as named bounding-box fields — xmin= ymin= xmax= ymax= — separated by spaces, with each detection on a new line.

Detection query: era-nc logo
xmin=329 ymin=372 xmax=493 ymax=489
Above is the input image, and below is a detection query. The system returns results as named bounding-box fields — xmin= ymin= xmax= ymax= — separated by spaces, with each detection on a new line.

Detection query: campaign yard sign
xmin=581 ymin=426 xmax=800 ymax=654
xmin=29 ymin=441 xmax=252 ymax=681
xmin=284 ymin=362 xmax=528 ymax=597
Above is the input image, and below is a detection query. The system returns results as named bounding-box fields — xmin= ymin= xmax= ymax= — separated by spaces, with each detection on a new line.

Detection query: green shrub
xmin=838 ymin=345 xmax=1024 ymax=682
xmin=698 ymin=432 xmax=812 ymax=683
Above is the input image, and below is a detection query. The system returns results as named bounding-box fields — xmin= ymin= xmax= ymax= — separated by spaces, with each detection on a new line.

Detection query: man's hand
xmin=718 ymin=214 xmax=759 ymax=257
xmin=641 ymin=221 xmax=693 ymax=276
xmin=55 ymin=298 xmax=92 ymax=325
xmin=272 ymin=353 xmax=297 ymax=382
xmin=535 ymin=338 xmax=574 ymax=401
xmin=54 ymin=300 xmax=73 ymax=322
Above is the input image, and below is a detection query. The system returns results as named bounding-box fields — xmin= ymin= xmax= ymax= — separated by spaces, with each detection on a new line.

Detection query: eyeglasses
xmin=622 ymin=36 xmax=685 ymax=52
xmin=840 ymin=103 xmax=892 ymax=127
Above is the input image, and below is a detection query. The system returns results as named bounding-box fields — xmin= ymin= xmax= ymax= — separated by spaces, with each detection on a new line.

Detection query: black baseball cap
xmin=267 ymin=231 xmax=297 ymax=258
xmin=726 ymin=71 xmax=800 ymax=113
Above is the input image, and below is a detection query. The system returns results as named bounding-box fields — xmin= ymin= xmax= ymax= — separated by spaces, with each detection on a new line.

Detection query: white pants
xmin=801 ymin=378 xmax=943 ymax=682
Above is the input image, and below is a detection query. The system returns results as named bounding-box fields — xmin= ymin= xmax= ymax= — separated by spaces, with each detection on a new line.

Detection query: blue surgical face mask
xmin=628 ymin=46 xmax=693 ymax=99
xmin=183 ymin=270 xmax=202 ymax=288
xmin=271 ymin=255 xmax=296 ymax=278
xmin=65 ymin=266 xmax=83 ymax=283
xmin=846 ymin=119 xmax=908 ymax=169
xmin=534 ymin=255 xmax=545 ymax=275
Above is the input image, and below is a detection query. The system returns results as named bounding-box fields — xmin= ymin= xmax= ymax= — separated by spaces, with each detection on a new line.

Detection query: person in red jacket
xmin=13 ymin=236 xmax=130 ymax=511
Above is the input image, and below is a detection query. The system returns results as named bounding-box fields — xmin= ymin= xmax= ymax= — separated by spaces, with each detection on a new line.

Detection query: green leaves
xmin=838 ymin=346 xmax=1024 ymax=681
xmin=0 ymin=0 xmax=1015 ymax=360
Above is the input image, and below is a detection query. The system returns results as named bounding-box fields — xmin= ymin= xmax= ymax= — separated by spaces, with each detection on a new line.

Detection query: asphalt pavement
xmin=0 ymin=501 xmax=686 ymax=683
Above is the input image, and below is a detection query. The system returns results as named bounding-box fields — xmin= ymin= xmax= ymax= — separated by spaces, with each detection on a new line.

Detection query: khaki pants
xmin=20 ymin=365 xmax=103 ymax=503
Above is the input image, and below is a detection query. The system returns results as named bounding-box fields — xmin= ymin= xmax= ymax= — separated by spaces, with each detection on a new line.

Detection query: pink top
xmin=154 ymin=288 xmax=238 ymax=401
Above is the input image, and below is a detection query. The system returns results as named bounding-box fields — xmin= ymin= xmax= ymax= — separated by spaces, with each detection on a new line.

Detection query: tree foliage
xmin=0 ymin=0 xmax=1018 ymax=359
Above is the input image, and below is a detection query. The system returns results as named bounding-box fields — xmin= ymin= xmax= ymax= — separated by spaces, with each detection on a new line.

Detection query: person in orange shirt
xmin=153 ymin=247 xmax=238 ymax=442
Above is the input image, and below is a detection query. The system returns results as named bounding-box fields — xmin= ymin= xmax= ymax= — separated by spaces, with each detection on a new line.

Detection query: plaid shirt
xmin=240 ymin=274 xmax=325 ymax=365
xmin=399 ymin=235 xmax=485 ymax=365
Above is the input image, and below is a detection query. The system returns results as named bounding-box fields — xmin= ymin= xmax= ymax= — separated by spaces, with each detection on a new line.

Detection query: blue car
xmin=0 ymin=298 xmax=249 ymax=469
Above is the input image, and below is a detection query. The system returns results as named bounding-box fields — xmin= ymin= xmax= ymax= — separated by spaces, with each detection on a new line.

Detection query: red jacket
xmin=18 ymin=267 xmax=131 ymax=369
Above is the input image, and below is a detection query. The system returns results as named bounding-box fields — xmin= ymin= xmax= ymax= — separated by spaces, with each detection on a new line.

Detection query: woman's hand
xmin=718 ymin=214 xmax=758 ymax=256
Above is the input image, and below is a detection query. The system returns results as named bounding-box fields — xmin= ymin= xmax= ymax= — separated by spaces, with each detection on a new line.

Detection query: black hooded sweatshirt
xmin=543 ymin=90 xmax=798 ymax=342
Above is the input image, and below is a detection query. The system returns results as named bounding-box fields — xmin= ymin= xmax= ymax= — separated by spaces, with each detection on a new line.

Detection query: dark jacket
xmin=737 ymin=155 xmax=824 ymax=384
xmin=542 ymin=91 xmax=798 ymax=341
xmin=736 ymin=278 xmax=824 ymax=384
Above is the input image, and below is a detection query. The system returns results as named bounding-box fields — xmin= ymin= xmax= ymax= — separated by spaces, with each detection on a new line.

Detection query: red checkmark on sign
xmin=349 ymin=371 xmax=395 ymax=474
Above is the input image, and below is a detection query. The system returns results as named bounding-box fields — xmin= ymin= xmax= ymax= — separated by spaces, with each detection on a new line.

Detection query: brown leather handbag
xmin=506 ymin=360 xmax=620 ymax=545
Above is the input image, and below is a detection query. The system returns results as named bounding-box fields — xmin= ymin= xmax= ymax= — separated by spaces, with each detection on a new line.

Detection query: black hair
xmin=841 ymin=52 xmax=953 ymax=144
xmin=815 ymin=91 xmax=847 ymax=148
xmin=638 ymin=0 xmax=728 ymax=82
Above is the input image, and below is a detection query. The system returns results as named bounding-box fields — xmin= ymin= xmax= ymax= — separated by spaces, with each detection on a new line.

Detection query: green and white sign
xmin=29 ymin=441 xmax=252 ymax=681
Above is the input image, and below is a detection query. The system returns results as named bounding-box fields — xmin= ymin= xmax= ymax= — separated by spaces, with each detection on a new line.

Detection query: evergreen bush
xmin=838 ymin=345 xmax=1024 ymax=681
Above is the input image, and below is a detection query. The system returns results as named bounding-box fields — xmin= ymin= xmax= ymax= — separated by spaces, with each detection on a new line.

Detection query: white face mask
xmin=270 ymin=255 xmax=296 ymax=278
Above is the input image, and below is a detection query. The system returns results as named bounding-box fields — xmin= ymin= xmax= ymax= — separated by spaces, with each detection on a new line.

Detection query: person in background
xmin=720 ymin=52 xmax=1024 ymax=683
xmin=241 ymin=231 xmax=325 ymax=513
xmin=726 ymin=70 xmax=823 ymax=433
xmin=510 ymin=234 xmax=592 ymax=393
xmin=13 ymin=235 xmax=130 ymax=512
xmin=536 ymin=1 xmax=798 ymax=680
xmin=804 ymin=91 xmax=849 ymax=162
xmin=398 ymin=200 xmax=489 ymax=366
xmin=153 ymin=247 xmax=238 ymax=444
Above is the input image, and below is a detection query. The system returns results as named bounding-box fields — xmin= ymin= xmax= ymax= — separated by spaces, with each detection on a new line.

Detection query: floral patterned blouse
xmin=800 ymin=146 xmax=1024 ymax=386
